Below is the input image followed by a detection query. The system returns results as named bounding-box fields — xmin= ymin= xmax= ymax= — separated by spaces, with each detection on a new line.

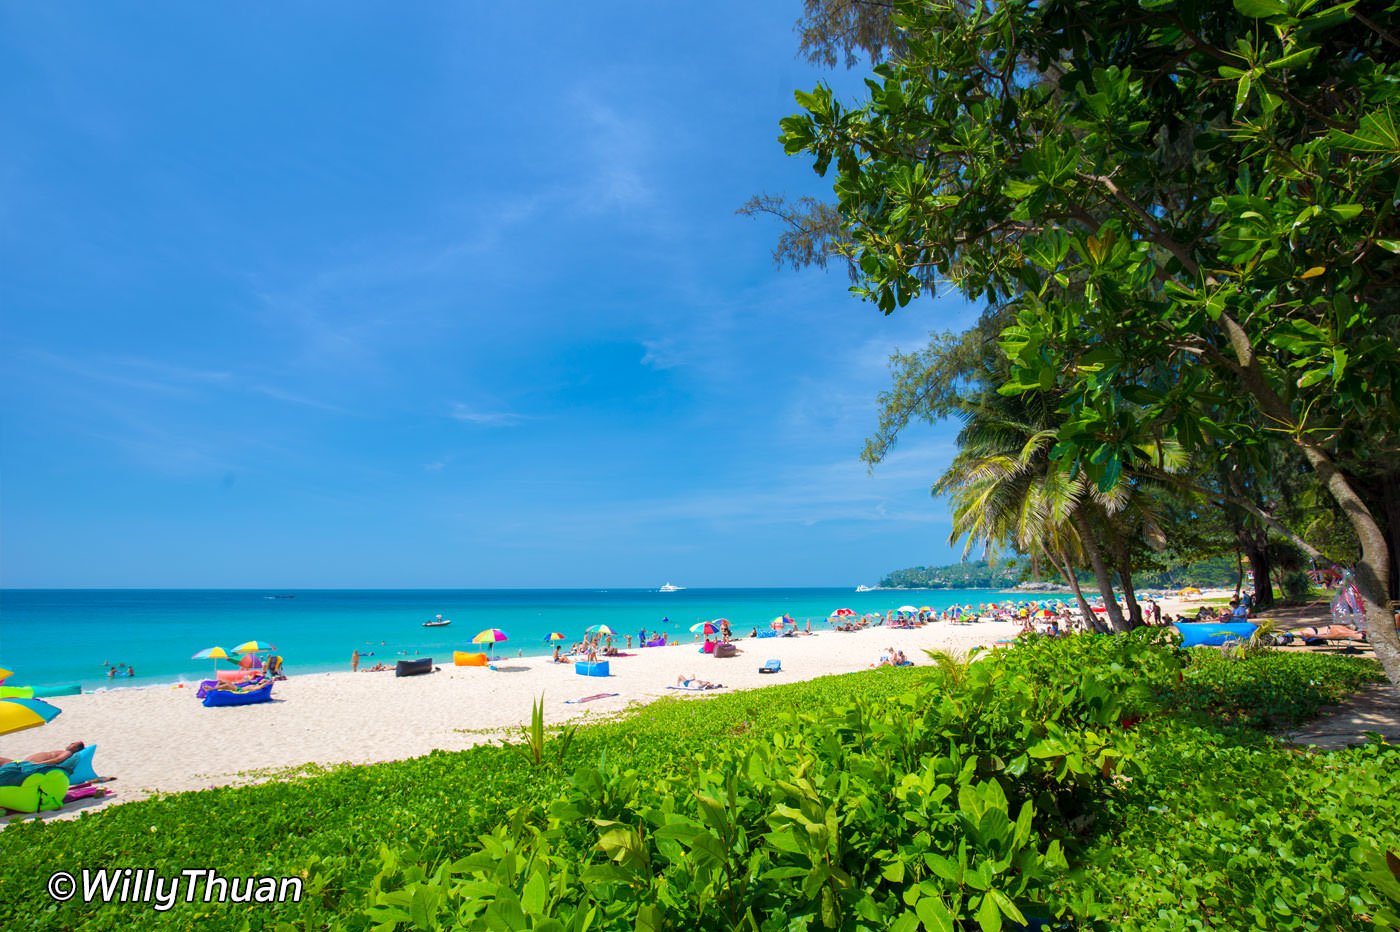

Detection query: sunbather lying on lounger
xmin=1291 ymin=624 xmax=1367 ymax=642
xmin=0 ymin=741 xmax=84 ymax=766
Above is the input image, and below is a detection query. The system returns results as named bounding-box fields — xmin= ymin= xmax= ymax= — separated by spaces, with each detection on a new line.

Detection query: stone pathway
xmin=1284 ymin=682 xmax=1400 ymax=750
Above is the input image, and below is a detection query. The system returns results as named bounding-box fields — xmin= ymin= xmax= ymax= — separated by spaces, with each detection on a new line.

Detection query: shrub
xmin=0 ymin=642 xmax=1391 ymax=931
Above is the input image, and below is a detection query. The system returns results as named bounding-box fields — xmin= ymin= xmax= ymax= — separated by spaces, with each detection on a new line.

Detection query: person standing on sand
xmin=351 ymin=649 xmax=360 ymax=673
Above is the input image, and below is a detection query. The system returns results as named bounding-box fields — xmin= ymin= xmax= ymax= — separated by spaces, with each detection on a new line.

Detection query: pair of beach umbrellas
xmin=0 ymin=667 xmax=64 ymax=737
xmin=192 ymin=641 xmax=277 ymax=673
xmin=831 ymin=608 xmax=857 ymax=617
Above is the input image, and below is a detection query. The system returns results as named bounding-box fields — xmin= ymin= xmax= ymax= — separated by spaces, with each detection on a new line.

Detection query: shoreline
xmin=1 ymin=586 xmax=1283 ymax=821
xmin=2 ymin=620 xmax=1023 ymax=819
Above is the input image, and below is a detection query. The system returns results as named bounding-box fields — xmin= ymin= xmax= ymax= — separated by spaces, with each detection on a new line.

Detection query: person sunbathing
xmin=0 ymin=741 xmax=84 ymax=766
xmin=1292 ymin=624 xmax=1367 ymax=642
xmin=677 ymin=673 xmax=719 ymax=689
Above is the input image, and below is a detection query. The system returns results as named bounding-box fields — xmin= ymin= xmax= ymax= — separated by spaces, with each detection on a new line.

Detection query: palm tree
xmin=935 ymin=391 xmax=1128 ymax=632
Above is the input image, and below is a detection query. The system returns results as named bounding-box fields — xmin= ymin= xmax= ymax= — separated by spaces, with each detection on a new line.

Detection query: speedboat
xmin=855 ymin=584 xmax=876 ymax=592
xmin=422 ymin=615 xmax=452 ymax=628
xmin=659 ymin=583 xmax=685 ymax=593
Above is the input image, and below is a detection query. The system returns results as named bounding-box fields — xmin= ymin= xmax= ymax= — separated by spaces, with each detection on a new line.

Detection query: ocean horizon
xmin=0 ymin=587 xmax=1050 ymax=691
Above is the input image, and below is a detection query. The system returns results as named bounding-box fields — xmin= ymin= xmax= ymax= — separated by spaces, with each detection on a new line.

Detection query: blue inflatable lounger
xmin=574 ymin=661 xmax=610 ymax=677
xmin=202 ymin=679 xmax=274 ymax=708
xmin=1176 ymin=622 xmax=1258 ymax=648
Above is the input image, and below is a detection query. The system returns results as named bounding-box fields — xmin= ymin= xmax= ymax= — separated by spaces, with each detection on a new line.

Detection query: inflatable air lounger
xmin=1176 ymin=622 xmax=1258 ymax=647
xmin=396 ymin=658 xmax=434 ymax=677
xmin=202 ymin=679 xmax=274 ymax=707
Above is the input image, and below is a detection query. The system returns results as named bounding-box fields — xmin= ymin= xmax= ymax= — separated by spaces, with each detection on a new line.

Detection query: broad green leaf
xmin=915 ymin=894 xmax=956 ymax=932
xmin=1233 ymin=0 xmax=1288 ymax=15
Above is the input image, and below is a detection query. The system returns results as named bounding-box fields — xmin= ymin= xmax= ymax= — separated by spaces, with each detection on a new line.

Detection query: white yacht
xmin=855 ymin=584 xmax=876 ymax=592
xmin=659 ymin=582 xmax=685 ymax=593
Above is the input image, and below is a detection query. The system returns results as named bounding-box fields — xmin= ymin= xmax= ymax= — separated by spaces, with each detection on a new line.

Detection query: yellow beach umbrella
xmin=232 ymin=640 xmax=277 ymax=654
xmin=0 ymin=696 xmax=62 ymax=737
xmin=0 ymin=666 xmax=12 ymax=684
xmin=192 ymin=646 xmax=233 ymax=676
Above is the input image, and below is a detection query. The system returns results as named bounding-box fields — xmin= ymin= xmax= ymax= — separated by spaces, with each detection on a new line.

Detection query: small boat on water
xmin=855 ymin=584 xmax=876 ymax=593
xmin=422 ymin=614 xmax=452 ymax=628
xmin=659 ymin=583 xmax=685 ymax=593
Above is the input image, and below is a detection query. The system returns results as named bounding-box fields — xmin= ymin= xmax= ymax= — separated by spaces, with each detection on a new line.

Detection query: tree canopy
xmin=778 ymin=0 xmax=1400 ymax=685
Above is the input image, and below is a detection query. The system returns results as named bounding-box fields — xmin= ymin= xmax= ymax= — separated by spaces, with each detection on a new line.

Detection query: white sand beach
xmin=0 ymin=588 xmax=1238 ymax=818
xmin=1 ymin=620 xmax=1020 ymax=815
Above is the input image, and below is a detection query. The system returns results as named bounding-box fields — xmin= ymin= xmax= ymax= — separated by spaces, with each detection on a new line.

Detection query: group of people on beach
xmin=872 ymin=647 xmax=909 ymax=667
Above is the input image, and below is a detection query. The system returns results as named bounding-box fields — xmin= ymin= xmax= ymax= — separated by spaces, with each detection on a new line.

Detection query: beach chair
xmin=759 ymin=659 xmax=781 ymax=674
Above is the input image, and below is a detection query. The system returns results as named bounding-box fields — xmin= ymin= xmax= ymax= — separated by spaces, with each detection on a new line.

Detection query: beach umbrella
xmin=232 ymin=640 xmax=277 ymax=654
xmin=919 ymin=606 xmax=932 ymax=613
xmin=585 ymin=624 xmax=613 ymax=636
xmin=473 ymin=629 xmax=509 ymax=643
xmin=192 ymin=646 xmax=233 ymax=675
xmin=0 ymin=667 xmax=11 ymax=684
xmin=0 ymin=696 xmax=62 ymax=737
xmin=897 ymin=605 xmax=919 ymax=614
xmin=769 ymin=617 xmax=786 ymax=630
xmin=1036 ymin=609 xmax=1055 ymax=619
xmin=690 ymin=621 xmax=718 ymax=635
xmin=831 ymin=608 xmax=856 ymax=617
xmin=545 ymin=632 xmax=566 ymax=641
xmin=473 ymin=628 xmax=509 ymax=657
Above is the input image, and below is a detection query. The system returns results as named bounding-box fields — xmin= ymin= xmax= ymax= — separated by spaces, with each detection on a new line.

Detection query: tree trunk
xmin=1099 ymin=513 xmax=1144 ymax=629
xmin=1072 ymin=511 xmax=1129 ymax=633
xmin=1379 ymin=471 xmax=1400 ymax=604
xmin=1116 ymin=558 xmax=1146 ymax=629
xmin=1234 ymin=550 xmax=1244 ymax=601
xmin=1308 ymin=460 xmax=1399 ymax=690
xmin=1216 ymin=308 xmax=1400 ymax=690
xmin=1101 ymin=520 xmax=1145 ymax=627
xmin=1054 ymin=549 xmax=1103 ymax=632
xmin=1241 ymin=538 xmax=1274 ymax=610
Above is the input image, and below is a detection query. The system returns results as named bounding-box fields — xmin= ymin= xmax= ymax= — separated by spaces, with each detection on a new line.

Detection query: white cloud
xmin=450 ymin=403 xmax=527 ymax=426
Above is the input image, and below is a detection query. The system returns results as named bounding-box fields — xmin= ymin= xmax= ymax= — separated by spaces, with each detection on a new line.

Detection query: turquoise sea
xmin=0 ymin=588 xmax=1038 ymax=691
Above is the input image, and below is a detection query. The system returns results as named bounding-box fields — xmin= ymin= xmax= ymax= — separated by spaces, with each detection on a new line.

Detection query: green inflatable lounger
xmin=0 ymin=684 xmax=81 ymax=699
xmin=0 ymin=745 xmax=102 ymax=813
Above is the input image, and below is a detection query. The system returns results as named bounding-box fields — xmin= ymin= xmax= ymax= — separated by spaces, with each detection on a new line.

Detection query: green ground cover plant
xmin=0 ymin=638 xmax=1394 ymax=930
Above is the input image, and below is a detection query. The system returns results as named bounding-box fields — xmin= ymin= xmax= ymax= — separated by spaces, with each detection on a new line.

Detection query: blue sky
xmin=0 ymin=2 xmax=979 ymax=588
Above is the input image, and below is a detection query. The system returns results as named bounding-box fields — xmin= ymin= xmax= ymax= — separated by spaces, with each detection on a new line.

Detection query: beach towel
xmin=564 ymin=692 xmax=619 ymax=704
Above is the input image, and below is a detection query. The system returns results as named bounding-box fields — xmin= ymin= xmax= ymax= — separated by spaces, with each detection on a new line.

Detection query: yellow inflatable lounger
xmin=454 ymin=651 xmax=489 ymax=666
